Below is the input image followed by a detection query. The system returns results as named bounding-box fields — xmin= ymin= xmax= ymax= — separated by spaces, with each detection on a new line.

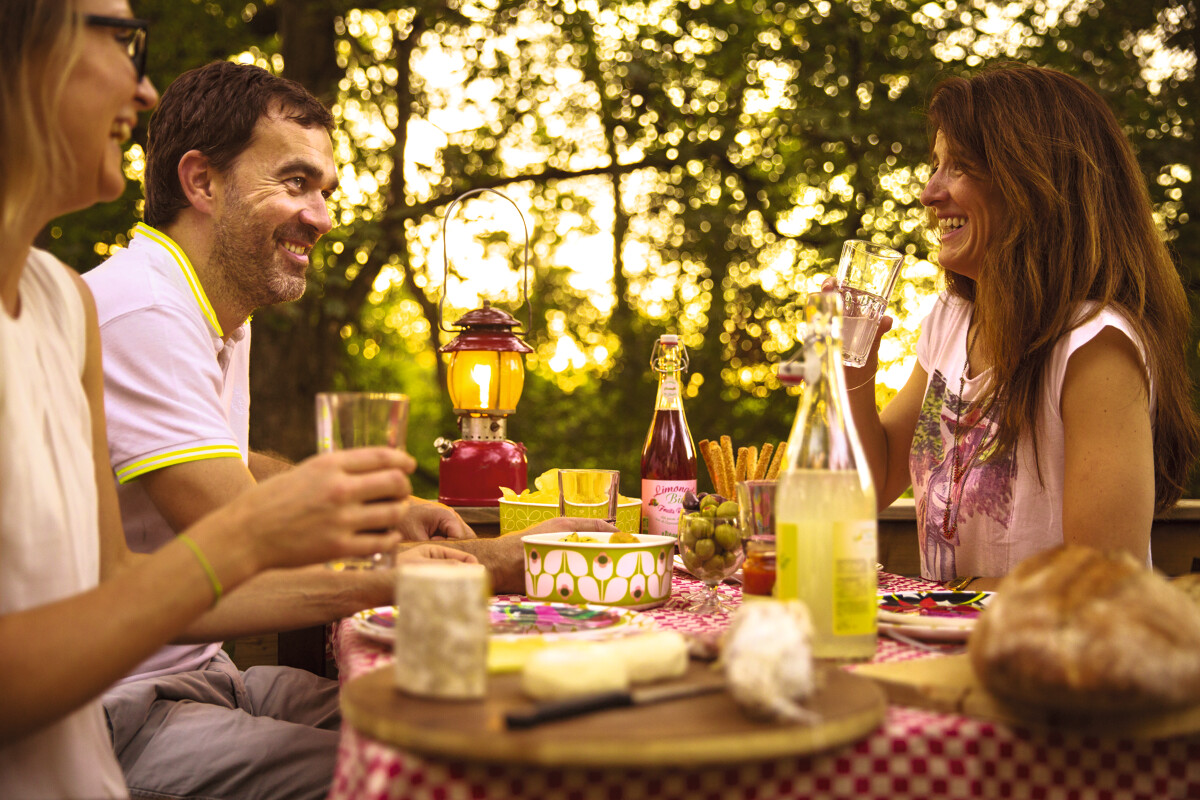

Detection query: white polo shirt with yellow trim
xmin=84 ymin=222 xmax=249 ymax=680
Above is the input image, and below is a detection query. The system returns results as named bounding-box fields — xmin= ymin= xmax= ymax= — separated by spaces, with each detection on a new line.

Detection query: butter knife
xmin=505 ymin=680 xmax=726 ymax=729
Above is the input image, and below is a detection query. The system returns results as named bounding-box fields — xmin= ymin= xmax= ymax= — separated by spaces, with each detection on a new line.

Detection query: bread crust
xmin=1171 ymin=573 xmax=1200 ymax=608
xmin=969 ymin=545 xmax=1200 ymax=712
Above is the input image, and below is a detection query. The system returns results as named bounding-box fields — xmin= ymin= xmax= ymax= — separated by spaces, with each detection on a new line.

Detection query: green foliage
xmin=45 ymin=0 xmax=1200 ymax=499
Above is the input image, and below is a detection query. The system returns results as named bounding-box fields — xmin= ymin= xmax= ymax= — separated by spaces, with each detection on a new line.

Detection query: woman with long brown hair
xmin=849 ymin=63 xmax=1199 ymax=590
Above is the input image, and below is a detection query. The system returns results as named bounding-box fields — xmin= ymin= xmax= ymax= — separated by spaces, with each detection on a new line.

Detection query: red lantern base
xmin=437 ymin=439 xmax=527 ymax=507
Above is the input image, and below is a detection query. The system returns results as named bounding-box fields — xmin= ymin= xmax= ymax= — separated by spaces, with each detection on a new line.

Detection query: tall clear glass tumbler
xmin=557 ymin=469 xmax=621 ymax=525
xmin=315 ymin=392 xmax=410 ymax=570
xmin=835 ymin=240 xmax=904 ymax=368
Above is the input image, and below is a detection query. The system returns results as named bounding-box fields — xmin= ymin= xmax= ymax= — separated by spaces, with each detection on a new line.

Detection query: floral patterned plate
xmin=351 ymin=600 xmax=652 ymax=645
xmin=876 ymin=591 xmax=994 ymax=642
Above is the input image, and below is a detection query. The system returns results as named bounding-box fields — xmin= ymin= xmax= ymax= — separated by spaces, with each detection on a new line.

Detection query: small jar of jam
xmin=741 ymin=537 xmax=776 ymax=597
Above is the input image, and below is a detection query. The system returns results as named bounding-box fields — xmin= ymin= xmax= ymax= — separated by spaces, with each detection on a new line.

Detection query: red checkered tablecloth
xmin=327 ymin=572 xmax=1200 ymax=800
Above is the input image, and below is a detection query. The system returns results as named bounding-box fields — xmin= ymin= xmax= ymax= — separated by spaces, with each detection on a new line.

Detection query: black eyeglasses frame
xmin=82 ymin=14 xmax=150 ymax=81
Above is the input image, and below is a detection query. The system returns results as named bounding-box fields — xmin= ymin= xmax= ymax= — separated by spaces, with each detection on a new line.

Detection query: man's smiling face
xmin=210 ymin=111 xmax=337 ymax=310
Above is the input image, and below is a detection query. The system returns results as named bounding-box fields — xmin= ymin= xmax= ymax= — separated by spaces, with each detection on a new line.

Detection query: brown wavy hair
xmin=926 ymin=63 xmax=1198 ymax=512
xmin=144 ymin=60 xmax=333 ymax=228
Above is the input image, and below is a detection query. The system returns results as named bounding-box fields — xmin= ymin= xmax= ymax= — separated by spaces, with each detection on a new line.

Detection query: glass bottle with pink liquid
xmin=640 ymin=335 xmax=697 ymax=539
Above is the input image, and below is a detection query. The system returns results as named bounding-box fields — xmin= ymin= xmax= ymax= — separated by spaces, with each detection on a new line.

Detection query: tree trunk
xmin=249 ymin=0 xmax=343 ymax=461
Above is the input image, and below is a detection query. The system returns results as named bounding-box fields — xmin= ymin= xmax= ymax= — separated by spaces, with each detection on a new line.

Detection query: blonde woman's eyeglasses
xmin=83 ymin=15 xmax=149 ymax=81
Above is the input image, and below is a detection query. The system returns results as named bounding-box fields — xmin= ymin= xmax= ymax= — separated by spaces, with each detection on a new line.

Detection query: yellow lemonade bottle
xmin=774 ymin=291 xmax=878 ymax=661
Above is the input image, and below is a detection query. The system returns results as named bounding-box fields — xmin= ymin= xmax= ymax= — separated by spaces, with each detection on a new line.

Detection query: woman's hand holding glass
xmin=816 ymin=278 xmax=893 ymax=391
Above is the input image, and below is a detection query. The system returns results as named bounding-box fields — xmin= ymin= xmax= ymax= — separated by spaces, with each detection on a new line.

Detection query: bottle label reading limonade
xmin=640 ymin=479 xmax=696 ymax=538
xmin=659 ymin=376 xmax=680 ymax=400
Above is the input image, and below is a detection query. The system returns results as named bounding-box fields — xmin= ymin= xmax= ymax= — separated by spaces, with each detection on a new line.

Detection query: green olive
xmin=694 ymin=538 xmax=715 ymax=561
xmin=699 ymin=495 xmax=719 ymax=511
xmin=702 ymin=554 xmax=728 ymax=576
xmin=689 ymin=517 xmax=713 ymax=539
xmin=681 ymin=550 xmax=701 ymax=573
xmin=714 ymin=523 xmax=740 ymax=551
xmin=716 ymin=500 xmax=739 ymax=517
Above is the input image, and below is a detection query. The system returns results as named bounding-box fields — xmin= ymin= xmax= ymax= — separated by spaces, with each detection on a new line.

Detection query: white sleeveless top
xmin=910 ymin=293 xmax=1152 ymax=581
xmin=0 ymin=249 xmax=127 ymax=797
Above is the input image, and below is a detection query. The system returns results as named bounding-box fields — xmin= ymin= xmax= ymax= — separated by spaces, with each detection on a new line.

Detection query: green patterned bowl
xmin=499 ymin=498 xmax=641 ymax=535
xmin=521 ymin=532 xmax=675 ymax=609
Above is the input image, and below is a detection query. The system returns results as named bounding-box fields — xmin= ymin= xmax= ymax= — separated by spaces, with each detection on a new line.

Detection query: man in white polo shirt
xmin=84 ymin=61 xmax=607 ymax=800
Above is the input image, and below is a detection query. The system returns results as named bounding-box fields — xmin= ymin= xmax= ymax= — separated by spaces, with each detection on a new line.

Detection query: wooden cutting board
xmin=855 ymin=654 xmax=1200 ymax=739
xmin=341 ymin=661 xmax=886 ymax=767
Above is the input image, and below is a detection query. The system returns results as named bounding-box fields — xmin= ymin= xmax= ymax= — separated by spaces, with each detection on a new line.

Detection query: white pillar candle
xmin=393 ymin=561 xmax=490 ymax=699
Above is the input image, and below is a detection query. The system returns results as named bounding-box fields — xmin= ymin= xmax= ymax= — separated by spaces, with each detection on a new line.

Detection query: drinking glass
xmin=316 ymin=391 xmax=409 ymax=570
xmin=557 ymin=469 xmax=620 ymax=524
xmin=677 ymin=512 xmax=744 ymax=614
xmin=836 ymin=239 xmax=904 ymax=367
xmin=736 ymin=480 xmax=777 ymax=598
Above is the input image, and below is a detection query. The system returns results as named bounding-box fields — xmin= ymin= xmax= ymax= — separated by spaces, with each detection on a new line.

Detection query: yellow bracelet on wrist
xmin=178 ymin=533 xmax=223 ymax=606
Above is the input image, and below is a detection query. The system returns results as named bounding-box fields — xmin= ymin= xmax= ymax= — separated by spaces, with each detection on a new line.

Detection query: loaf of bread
xmin=1171 ymin=573 xmax=1200 ymax=608
xmin=969 ymin=545 xmax=1200 ymax=712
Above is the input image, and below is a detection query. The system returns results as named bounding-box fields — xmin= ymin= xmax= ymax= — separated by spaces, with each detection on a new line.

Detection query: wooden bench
xmin=880 ymin=498 xmax=1200 ymax=577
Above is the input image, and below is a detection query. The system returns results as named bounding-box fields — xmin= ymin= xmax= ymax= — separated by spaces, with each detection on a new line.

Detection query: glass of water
xmin=836 ymin=240 xmax=904 ymax=367
xmin=315 ymin=391 xmax=409 ymax=570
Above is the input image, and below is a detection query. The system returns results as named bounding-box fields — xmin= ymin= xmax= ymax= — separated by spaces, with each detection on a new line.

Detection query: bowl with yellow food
xmin=499 ymin=497 xmax=642 ymax=535
xmin=521 ymin=531 xmax=675 ymax=609
xmin=498 ymin=469 xmax=641 ymax=535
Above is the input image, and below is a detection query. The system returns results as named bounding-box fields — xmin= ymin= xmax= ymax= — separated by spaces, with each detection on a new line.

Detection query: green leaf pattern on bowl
xmin=499 ymin=500 xmax=641 ymax=535
xmin=525 ymin=544 xmax=671 ymax=606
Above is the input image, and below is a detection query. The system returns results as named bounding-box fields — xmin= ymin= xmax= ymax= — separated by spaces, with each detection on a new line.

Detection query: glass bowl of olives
xmin=677 ymin=494 xmax=745 ymax=614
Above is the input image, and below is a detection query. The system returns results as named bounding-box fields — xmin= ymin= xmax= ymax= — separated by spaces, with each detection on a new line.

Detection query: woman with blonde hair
xmin=849 ymin=63 xmax=1199 ymax=590
xmin=0 ymin=2 xmax=472 ymax=796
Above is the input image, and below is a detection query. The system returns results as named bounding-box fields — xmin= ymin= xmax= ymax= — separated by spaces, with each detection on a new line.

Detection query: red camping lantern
xmin=434 ymin=189 xmax=533 ymax=507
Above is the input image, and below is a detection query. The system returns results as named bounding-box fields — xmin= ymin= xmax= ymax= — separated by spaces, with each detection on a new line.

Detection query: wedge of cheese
xmin=522 ymin=643 xmax=630 ymax=700
xmin=520 ymin=631 xmax=689 ymax=700
xmin=606 ymin=631 xmax=688 ymax=683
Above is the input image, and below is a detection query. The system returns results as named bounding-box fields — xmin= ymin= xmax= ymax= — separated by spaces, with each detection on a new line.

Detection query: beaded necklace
xmin=941 ymin=316 xmax=978 ymax=541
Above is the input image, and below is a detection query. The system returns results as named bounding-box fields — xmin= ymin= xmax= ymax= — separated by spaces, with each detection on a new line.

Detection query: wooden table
xmin=453 ymin=505 xmax=502 ymax=538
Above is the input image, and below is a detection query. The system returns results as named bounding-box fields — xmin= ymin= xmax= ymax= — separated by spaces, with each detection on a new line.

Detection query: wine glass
xmin=677 ymin=511 xmax=745 ymax=613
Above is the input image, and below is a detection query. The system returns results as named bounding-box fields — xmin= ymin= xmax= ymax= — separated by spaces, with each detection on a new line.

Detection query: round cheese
xmin=393 ymin=562 xmax=490 ymax=699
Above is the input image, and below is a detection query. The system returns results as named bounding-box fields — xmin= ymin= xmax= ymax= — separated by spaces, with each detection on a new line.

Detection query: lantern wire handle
xmin=438 ymin=188 xmax=532 ymax=335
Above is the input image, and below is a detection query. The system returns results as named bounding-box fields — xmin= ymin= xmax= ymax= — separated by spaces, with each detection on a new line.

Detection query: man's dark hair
xmin=144 ymin=61 xmax=334 ymax=227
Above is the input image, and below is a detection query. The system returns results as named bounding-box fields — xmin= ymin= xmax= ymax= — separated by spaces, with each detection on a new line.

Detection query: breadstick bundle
xmin=697 ymin=435 xmax=787 ymax=497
